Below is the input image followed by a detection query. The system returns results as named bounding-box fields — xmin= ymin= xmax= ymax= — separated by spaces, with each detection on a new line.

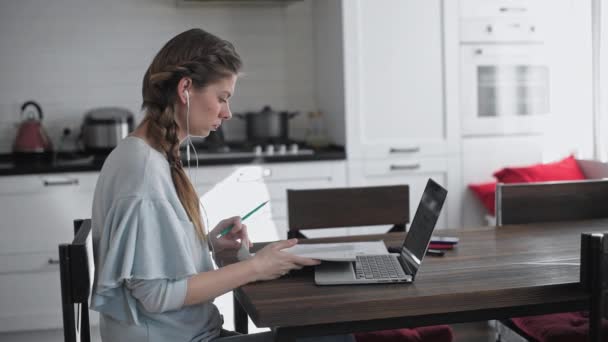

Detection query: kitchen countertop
xmin=0 ymin=146 xmax=346 ymax=176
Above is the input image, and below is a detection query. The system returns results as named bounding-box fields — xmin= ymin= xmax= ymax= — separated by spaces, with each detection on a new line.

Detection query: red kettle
xmin=13 ymin=101 xmax=53 ymax=153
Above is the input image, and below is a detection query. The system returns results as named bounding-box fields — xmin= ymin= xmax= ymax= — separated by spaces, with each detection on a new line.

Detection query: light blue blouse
xmin=90 ymin=136 xmax=222 ymax=342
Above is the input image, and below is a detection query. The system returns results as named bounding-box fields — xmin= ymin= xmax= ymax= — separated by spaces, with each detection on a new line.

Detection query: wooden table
xmin=218 ymin=219 xmax=608 ymax=342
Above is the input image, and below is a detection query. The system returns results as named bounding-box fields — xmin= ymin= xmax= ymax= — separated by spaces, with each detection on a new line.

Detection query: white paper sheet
xmin=282 ymin=241 xmax=389 ymax=262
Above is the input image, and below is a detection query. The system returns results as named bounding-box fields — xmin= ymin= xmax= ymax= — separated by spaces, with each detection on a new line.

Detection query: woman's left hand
xmin=209 ymin=216 xmax=253 ymax=253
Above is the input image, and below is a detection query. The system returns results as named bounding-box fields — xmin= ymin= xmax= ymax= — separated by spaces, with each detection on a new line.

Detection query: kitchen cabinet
xmin=0 ymin=160 xmax=347 ymax=333
xmin=341 ymin=0 xmax=462 ymax=228
xmin=342 ymin=0 xmax=460 ymax=159
xmin=348 ymin=156 xmax=459 ymax=235
xmin=0 ymin=172 xmax=98 ymax=332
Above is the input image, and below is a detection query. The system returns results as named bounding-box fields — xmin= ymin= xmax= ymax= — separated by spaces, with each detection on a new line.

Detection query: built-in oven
xmin=461 ymin=44 xmax=550 ymax=135
xmin=460 ymin=3 xmax=551 ymax=136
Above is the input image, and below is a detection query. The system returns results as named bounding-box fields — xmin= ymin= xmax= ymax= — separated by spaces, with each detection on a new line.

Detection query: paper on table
xmin=282 ymin=241 xmax=389 ymax=262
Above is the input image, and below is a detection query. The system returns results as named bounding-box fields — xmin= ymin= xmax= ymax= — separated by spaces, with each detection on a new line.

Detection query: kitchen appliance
xmin=235 ymin=106 xmax=298 ymax=144
xmin=184 ymin=139 xmax=315 ymax=161
xmin=81 ymin=107 xmax=134 ymax=153
xmin=460 ymin=8 xmax=551 ymax=136
xmin=13 ymin=101 xmax=53 ymax=156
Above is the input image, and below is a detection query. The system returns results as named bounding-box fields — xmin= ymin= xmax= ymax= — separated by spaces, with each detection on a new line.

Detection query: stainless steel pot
xmin=235 ymin=106 xmax=298 ymax=143
xmin=81 ymin=107 xmax=134 ymax=153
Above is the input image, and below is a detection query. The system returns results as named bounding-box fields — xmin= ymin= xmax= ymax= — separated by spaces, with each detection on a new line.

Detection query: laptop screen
xmin=401 ymin=179 xmax=447 ymax=269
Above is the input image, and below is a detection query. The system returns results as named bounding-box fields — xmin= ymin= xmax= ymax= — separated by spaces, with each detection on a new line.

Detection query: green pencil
xmin=216 ymin=201 xmax=269 ymax=239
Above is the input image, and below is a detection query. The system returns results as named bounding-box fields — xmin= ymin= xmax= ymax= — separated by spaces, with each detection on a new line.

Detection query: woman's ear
xmin=177 ymin=77 xmax=192 ymax=105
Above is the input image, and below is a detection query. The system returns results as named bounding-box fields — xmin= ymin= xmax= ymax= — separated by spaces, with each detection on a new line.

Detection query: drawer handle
xmin=389 ymin=147 xmax=420 ymax=154
xmin=390 ymin=164 xmax=421 ymax=171
xmin=43 ymin=178 xmax=79 ymax=186
xmin=499 ymin=7 xmax=527 ymax=13
xmin=48 ymin=258 xmax=60 ymax=265
xmin=262 ymin=168 xmax=272 ymax=178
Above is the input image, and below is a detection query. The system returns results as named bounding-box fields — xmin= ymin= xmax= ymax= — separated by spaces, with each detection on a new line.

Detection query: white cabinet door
xmin=0 ymin=172 xmax=98 ymax=254
xmin=343 ymin=0 xmax=457 ymax=159
xmin=0 ymin=172 xmax=99 ymax=332
xmin=348 ymin=158 xmax=453 ymax=235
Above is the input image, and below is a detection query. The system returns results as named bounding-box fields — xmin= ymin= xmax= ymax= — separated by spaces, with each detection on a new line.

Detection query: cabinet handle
xmin=262 ymin=168 xmax=272 ymax=178
xmin=43 ymin=178 xmax=79 ymax=186
xmin=390 ymin=164 xmax=421 ymax=171
xmin=499 ymin=7 xmax=527 ymax=13
xmin=389 ymin=147 xmax=420 ymax=154
xmin=48 ymin=258 xmax=60 ymax=265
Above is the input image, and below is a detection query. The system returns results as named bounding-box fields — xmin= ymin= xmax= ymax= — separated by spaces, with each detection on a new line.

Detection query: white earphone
xmin=185 ymin=90 xmax=191 ymax=162
xmin=184 ymin=90 xmax=215 ymax=263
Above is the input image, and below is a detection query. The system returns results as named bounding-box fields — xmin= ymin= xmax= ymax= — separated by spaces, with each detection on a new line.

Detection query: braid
xmin=140 ymin=28 xmax=242 ymax=242
xmin=145 ymin=106 xmax=206 ymax=241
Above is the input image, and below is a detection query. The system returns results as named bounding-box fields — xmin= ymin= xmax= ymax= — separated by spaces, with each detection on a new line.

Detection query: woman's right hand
xmin=249 ymin=239 xmax=321 ymax=281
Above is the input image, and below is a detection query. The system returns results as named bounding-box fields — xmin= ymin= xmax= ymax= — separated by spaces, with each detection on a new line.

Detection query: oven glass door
xmin=461 ymin=44 xmax=550 ymax=135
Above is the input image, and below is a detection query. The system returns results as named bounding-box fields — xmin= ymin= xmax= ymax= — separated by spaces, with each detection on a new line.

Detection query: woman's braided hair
xmin=141 ymin=28 xmax=242 ymax=240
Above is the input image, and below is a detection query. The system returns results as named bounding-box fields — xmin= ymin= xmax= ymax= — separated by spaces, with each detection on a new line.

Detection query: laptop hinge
xmin=397 ymin=253 xmax=414 ymax=277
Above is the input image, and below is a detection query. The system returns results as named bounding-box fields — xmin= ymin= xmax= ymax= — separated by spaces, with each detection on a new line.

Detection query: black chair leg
xmin=234 ymin=293 xmax=248 ymax=334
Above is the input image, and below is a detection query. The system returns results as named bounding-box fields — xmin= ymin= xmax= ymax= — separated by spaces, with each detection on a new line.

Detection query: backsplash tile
xmin=0 ymin=0 xmax=317 ymax=153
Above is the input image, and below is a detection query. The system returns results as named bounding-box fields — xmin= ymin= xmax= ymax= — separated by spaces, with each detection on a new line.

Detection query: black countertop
xmin=0 ymin=146 xmax=346 ymax=176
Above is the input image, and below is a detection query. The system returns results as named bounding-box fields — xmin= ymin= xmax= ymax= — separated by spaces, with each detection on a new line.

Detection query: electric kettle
xmin=13 ymin=101 xmax=53 ymax=154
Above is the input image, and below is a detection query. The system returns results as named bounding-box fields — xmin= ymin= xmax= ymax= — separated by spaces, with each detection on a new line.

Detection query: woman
xmin=90 ymin=28 xmax=328 ymax=342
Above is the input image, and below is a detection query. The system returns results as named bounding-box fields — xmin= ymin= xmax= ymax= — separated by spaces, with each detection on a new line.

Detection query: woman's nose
xmin=222 ymin=104 xmax=232 ymax=120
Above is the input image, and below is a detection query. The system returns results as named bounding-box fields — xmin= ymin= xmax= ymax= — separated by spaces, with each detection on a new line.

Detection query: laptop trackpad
xmin=315 ymin=262 xmax=356 ymax=285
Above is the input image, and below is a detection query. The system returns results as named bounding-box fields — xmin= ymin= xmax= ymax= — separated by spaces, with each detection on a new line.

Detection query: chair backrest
xmin=59 ymin=219 xmax=94 ymax=342
xmin=580 ymin=232 xmax=608 ymax=342
xmin=287 ymin=185 xmax=409 ymax=239
xmin=495 ymin=179 xmax=608 ymax=226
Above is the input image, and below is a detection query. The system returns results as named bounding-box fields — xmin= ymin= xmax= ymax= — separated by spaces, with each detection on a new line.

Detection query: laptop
xmin=314 ymin=178 xmax=448 ymax=285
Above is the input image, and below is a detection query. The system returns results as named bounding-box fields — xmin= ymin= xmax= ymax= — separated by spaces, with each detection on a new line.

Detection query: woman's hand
xmin=209 ymin=216 xmax=252 ymax=253
xmin=249 ymin=239 xmax=321 ymax=281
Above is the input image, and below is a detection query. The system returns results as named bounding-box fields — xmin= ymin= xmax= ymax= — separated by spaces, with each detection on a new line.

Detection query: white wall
xmin=0 ymin=0 xmax=320 ymax=153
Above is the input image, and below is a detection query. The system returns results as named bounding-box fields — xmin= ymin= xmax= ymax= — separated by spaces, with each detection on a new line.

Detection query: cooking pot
xmin=13 ymin=100 xmax=53 ymax=155
xmin=235 ymin=106 xmax=298 ymax=143
xmin=81 ymin=107 xmax=134 ymax=153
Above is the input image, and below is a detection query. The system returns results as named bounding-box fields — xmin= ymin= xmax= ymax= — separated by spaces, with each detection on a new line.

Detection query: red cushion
xmin=511 ymin=312 xmax=608 ymax=342
xmin=493 ymin=155 xmax=585 ymax=184
xmin=468 ymin=182 xmax=497 ymax=215
xmin=354 ymin=325 xmax=453 ymax=342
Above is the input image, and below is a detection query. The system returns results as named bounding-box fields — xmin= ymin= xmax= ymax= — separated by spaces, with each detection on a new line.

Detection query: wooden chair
xmin=495 ymin=180 xmax=608 ymax=342
xmin=59 ymin=219 xmax=94 ymax=342
xmin=581 ymin=232 xmax=608 ymax=342
xmin=287 ymin=185 xmax=410 ymax=239
xmin=496 ymin=179 xmax=608 ymax=226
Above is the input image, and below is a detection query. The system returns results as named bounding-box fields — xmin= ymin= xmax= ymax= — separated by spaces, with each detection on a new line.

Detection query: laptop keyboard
xmin=355 ymin=255 xmax=407 ymax=279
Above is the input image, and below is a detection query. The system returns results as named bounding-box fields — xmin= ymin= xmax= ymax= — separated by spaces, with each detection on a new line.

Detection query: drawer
xmin=349 ymin=160 xmax=449 ymax=230
xmin=0 ymin=174 xmax=84 ymax=195
xmin=361 ymin=142 xmax=449 ymax=160
xmin=0 ymin=252 xmax=60 ymax=274
xmin=460 ymin=0 xmax=548 ymax=19
xmin=259 ymin=162 xmax=342 ymax=181
xmin=362 ymin=158 xmax=448 ymax=177
xmin=0 ymin=269 xmax=62 ymax=331
xmin=461 ymin=18 xmax=544 ymax=43
xmin=0 ymin=191 xmax=90 ymax=254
